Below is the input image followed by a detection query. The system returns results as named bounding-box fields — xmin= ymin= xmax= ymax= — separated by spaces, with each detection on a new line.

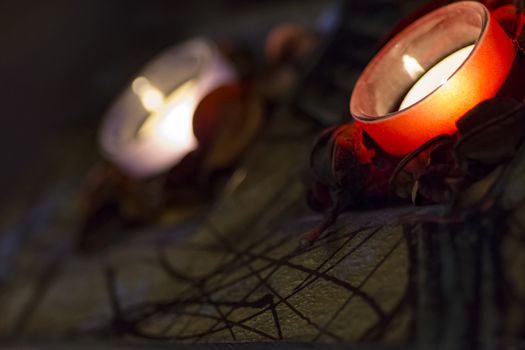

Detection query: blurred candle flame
xmin=132 ymin=77 xmax=165 ymax=113
xmin=132 ymin=76 xmax=198 ymax=152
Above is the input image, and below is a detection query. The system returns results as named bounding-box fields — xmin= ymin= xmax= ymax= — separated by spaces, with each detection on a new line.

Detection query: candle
xmin=350 ymin=1 xmax=516 ymax=155
xmin=398 ymin=45 xmax=474 ymax=110
xmin=100 ymin=38 xmax=236 ymax=178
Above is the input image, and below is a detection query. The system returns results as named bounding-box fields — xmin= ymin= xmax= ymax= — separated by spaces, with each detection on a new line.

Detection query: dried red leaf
xmin=309 ymin=125 xmax=340 ymax=187
xmin=389 ymin=135 xmax=454 ymax=200
xmin=193 ymin=84 xmax=263 ymax=172
xmin=415 ymin=164 xmax=456 ymax=204
xmin=455 ymin=98 xmax=525 ymax=179
xmin=308 ymin=123 xmax=382 ymax=213
xmin=456 ymin=97 xmax=521 ymax=136
xmin=304 ymin=122 xmax=395 ymax=245
xmin=455 ymin=165 xmax=505 ymax=209
xmin=330 ymin=123 xmax=372 ymax=191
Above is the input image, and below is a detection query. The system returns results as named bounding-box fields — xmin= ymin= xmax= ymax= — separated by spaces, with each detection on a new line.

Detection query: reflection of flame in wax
xmin=132 ymin=76 xmax=198 ymax=153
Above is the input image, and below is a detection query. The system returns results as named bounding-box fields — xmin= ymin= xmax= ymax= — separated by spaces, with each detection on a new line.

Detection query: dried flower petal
xmin=456 ymin=97 xmax=520 ymax=135
xmin=455 ymin=98 xmax=525 ymax=179
xmin=455 ymin=165 xmax=505 ymax=209
xmin=389 ymin=135 xmax=453 ymax=199
xmin=330 ymin=123 xmax=372 ymax=191
xmin=304 ymin=123 xmax=396 ymax=245
xmin=309 ymin=125 xmax=339 ymax=187
xmin=193 ymin=84 xmax=263 ymax=172
xmin=416 ymin=164 xmax=456 ymax=204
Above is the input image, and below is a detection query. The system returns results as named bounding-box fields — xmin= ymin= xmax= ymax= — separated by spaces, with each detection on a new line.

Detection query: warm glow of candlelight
xmin=132 ymin=77 xmax=165 ymax=113
xmin=399 ymin=45 xmax=475 ymax=110
xmin=135 ymin=79 xmax=198 ymax=153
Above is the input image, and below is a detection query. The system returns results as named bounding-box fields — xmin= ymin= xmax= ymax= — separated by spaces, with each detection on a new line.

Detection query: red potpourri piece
xmin=303 ymin=122 xmax=398 ymax=247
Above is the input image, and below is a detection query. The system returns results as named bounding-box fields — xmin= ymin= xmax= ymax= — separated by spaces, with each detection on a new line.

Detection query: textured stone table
xmin=2 ymin=103 xmax=525 ymax=348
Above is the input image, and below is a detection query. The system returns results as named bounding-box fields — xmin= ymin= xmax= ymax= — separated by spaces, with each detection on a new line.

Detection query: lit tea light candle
xmin=350 ymin=1 xmax=516 ymax=155
xmin=100 ymin=38 xmax=236 ymax=178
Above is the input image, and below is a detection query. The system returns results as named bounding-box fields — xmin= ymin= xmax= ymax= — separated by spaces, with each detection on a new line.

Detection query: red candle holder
xmin=350 ymin=1 xmax=516 ymax=156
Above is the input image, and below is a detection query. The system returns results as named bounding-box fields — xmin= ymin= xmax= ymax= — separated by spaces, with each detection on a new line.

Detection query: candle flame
xmin=132 ymin=77 xmax=165 ymax=113
xmin=134 ymin=78 xmax=198 ymax=152
xmin=402 ymin=55 xmax=425 ymax=80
